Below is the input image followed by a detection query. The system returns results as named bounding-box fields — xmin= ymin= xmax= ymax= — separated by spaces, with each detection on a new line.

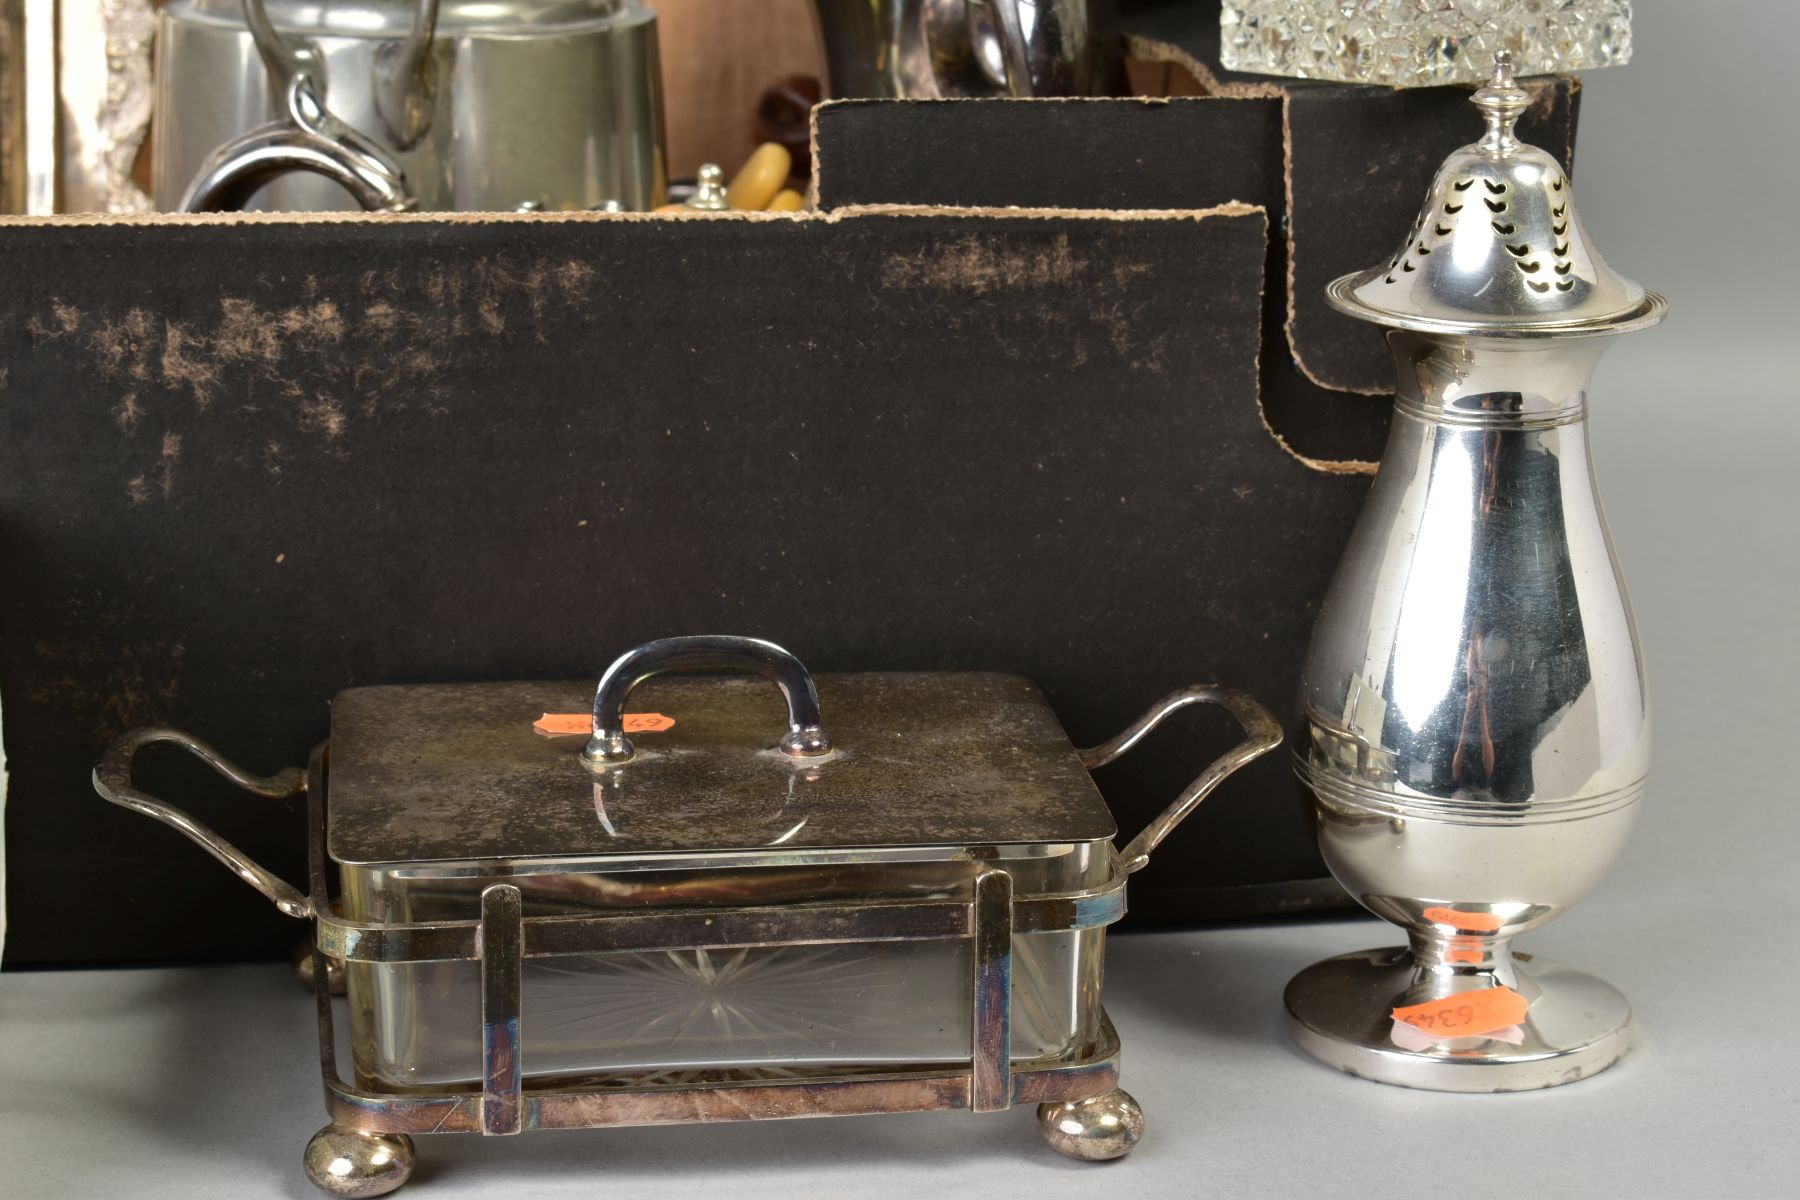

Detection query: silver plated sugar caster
xmin=1284 ymin=53 xmax=1666 ymax=1092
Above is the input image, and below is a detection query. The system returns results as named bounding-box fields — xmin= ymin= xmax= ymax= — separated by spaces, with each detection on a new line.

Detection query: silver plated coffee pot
xmin=154 ymin=0 xmax=665 ymax=213
xmin=1284 ymin=53 xmax=1666 ymax=1092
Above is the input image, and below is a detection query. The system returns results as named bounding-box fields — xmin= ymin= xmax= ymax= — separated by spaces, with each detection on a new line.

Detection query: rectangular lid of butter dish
xmin=325 ymin=663 xmax=1117 ymax=868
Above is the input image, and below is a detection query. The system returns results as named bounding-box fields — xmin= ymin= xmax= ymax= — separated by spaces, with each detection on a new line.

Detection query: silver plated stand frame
xmin=302 ymin=740 xmax=1129 ymax=1135
xmin=99 ymin=679 xmax=1281 ymax=1194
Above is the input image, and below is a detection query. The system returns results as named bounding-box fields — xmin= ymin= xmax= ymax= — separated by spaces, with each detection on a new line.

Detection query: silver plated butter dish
xmin=97 ymin=634 xmax=1280 ymax=1195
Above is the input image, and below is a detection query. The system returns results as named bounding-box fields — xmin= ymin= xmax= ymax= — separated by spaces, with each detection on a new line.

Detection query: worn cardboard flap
xmin=816 ymin=37 xmax=1580 ymax=405
xmin=0 ymin=205 xmax=1371 ymax=964
xmin=1122 ymin=9 xmax=1583 ymax=395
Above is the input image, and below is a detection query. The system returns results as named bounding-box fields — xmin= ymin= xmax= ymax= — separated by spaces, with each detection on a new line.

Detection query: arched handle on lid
xmin=584 ymin=636 xmax=832 ymax=766
xmin=1081 ymin=685 xmax=1284 ymax=874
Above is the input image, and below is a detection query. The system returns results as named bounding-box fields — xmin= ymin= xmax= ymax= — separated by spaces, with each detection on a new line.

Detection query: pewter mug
xmin=153 ymin=0 xmax=665 ymax=213
xmin=812 ymin=0 xmax=1123 ymax=98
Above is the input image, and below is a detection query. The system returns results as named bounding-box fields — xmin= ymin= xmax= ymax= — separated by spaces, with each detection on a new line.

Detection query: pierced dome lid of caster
xmin=1328 ymin=51 xmax=1664 ymax=338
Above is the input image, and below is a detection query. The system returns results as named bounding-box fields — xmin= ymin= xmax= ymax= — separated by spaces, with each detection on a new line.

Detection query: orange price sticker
xmin=1391 ymin=985 xmax=1528 ymax=1039
xmin=532 ymin=712 xmax=674 ymax=737
xmin=1422 ymin=905 xmax=1504 ymax=933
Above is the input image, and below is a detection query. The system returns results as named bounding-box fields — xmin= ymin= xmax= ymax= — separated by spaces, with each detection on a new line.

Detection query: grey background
xmin=2 ymin=4 xmax=1796 ymax=1197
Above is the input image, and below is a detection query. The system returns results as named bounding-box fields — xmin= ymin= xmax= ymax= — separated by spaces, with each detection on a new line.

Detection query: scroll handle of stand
xmin=1081 ymin=685 xmax=1284 ymax=875
xmin=93 ymin=726 xmax=312 ymax=917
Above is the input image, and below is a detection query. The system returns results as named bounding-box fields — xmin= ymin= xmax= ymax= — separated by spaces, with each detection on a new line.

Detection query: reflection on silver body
xmin=153 ymin=0 xmax=665 ymax=213
xmin=1284 ymin=54 xmax=1666 ymax=1092
xmin=811 ymin=0 xmax=1122 ymax=98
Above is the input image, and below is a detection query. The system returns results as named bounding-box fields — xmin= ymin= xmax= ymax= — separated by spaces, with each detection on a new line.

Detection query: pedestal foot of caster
xmin=303 ymin=1125 xmax=415 ymax=1197
xmin=1036 ymin=1087 xmax=1143 ymax=1161
xmin=293 ymin=937 xmax=347 ymax=995
xmin=1285 ymin=947 xmax=1631 ymax=1092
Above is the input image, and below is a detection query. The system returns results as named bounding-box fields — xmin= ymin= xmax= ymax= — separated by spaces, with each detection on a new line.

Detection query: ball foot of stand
xmin=293 ymin=937 xmax=347 ymax=995
xmin=1037 ymin=1087 xmax=1143 ymax=1161
xmin=1285 ymin=946 xmax=1631 ymax=1093
xmin=304 ymin=1125 xmax=415 ymax=1197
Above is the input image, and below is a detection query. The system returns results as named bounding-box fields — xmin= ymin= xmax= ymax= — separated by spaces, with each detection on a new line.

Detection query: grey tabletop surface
xmin=4 ymin=5 xmax=1796 ymax=1199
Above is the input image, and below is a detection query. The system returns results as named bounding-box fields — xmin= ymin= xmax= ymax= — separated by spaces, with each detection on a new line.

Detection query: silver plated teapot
xmin=153 ymin=0 xmax=666 ymax=213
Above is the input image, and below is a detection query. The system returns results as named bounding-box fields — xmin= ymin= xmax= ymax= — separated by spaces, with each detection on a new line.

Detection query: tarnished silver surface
xmin=302 ymin=1126 xmax=415 ymax=1198
xmin=969 ymin=869 xmax=1014 ymax=1113
xmin=812 ymin=0 xmax=1122 ymax=99
xmin=1288 ymin=53 xmax=1664 ymax=1091
xmin=154 ymin=0 xmax=665 ymax=212
xmin=1036 ymin=1087 xmax=1142 ymax=1160
xmin=326 ymin=671 xmax=1118 ymax=867
xmin=479 ymin=884 xmax=524 ymax=1136
xmin=582 ymin=636 xmax=830 ymax=766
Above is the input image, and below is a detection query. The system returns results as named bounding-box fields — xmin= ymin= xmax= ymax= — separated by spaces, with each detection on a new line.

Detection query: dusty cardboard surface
xmin=0 ymin=206 xmax=1366 ymax=964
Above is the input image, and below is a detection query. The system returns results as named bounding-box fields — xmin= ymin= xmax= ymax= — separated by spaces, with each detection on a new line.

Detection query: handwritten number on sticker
xmin=1391 ymin=985 xmax=1528 ymax=1038
xmin=1402 ymin=1003 xmax=1476 ymax=1032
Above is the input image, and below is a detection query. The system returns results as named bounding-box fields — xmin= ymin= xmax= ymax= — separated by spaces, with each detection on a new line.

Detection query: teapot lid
xmin=1328 ymin=52 xmax=1665 ymax=337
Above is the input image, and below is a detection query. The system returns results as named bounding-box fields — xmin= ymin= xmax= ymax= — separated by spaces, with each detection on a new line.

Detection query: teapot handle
xmin=585 ymin=636 xmax=833 ymax=766
xmin=182 ymin=75 xmax=414 ymax=213
xmin=181 ymin=0 xmax=422 ymax=212
xmin=93 ymin=727 xmax=312 ymax=918
xmin=1082 ymin=685 xmax=1284 ymax=874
